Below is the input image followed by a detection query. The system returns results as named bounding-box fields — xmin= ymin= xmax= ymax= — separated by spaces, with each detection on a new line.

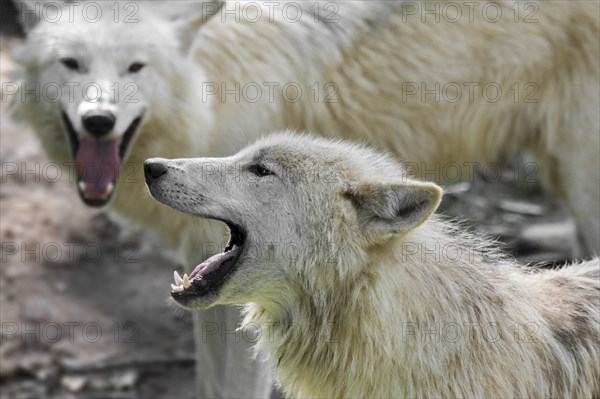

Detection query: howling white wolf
xmin=10 ymin=0 xmax=600 ymax=397
xmin=146 ymin=132 xmax=600 ymax=398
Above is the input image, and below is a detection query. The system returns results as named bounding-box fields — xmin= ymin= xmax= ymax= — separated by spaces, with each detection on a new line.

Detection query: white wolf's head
xmin=145 ymin=132 xmax=442 ymax=311
xmin=10 ymin=0 xmax=219 ymax=206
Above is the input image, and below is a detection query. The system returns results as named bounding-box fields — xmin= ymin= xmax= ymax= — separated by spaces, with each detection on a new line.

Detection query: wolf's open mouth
xmin=62 ymin=112 xmax=142 ymax=207
xmin=171 ymin=222 xmax=246 ymax=299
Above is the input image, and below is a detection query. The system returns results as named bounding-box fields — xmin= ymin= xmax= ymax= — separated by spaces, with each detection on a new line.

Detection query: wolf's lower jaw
xmin=171 ymin=222 xmax=246 ymax=298
xmin=77 ymin=179 xmax=114 ymax=201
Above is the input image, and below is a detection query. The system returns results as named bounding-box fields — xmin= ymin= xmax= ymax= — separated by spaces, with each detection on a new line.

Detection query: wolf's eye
xmin=248 ymin=164 xmax=274 ymax=177
xmin=60 ymin=58 xmax=79 ymax=71
xmin=128 ymin=62 xmax=145 ymax=73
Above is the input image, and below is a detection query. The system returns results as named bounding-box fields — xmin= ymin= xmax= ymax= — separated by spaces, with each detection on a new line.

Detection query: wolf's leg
xmin=194 ymin=306 xmax=273 ymax=398
xmin=556 ymin=146 xmax=600 ymax=256
xmin=548 ymin=85 xmax=600 ymax=256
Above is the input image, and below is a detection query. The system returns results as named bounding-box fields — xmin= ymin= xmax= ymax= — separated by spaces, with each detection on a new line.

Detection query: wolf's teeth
xmin=105 ymin=182 xmax=114 ymax=196
xmin=171 ymin=284 xmax=184 ymax=292
xmin=232 ymin=244 xmax=238 ymax=250
xmin=78 ymin=181 xmax=86 ymax=192
xmin=183 ymin=274 xmax=191 ymax=289
xmin=174 ymin=271 xmax=184 ymax=285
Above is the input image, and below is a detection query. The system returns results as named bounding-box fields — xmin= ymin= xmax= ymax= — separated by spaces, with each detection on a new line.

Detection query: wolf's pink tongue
xmin=189 ymin=250 xmax=236 ymax=280
xmin=75 ymin=138 xmax=121 ymax=200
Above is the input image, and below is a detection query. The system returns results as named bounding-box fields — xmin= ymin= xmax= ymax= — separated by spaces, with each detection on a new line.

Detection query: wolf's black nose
xmin=144 ymin=160 xmax=168 ymax=185
xmin=83 ymin=111 xmax=116 ymax=137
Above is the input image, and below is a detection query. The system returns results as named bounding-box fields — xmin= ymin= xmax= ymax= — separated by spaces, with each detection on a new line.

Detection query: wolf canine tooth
xmin=174 ymin=271 xmax=184 ymax=285
xmin=78 ymin=181 xmax=86 ymax=192
xmin=183 ymin=274 xmax=191 ymax=289
xmin=105 ymin=182 xmax=114 ymax=196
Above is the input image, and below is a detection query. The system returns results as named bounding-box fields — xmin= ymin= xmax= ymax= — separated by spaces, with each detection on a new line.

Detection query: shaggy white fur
xmin=148 ymin=132 xmax=600 ymax=398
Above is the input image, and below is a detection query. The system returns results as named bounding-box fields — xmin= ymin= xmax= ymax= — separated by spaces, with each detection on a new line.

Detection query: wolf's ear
xmin=344 ymin=181 xmax=442 ymax=245
xmin=168 ymin=0 xmax=224 ymax=54
xmin=11 ymin=0 xmax=43 ymax=33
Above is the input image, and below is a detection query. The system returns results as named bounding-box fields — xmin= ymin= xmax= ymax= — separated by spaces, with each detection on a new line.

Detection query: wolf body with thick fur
xmin=191 ymin=1 xmax=600 ymax=253
xmin=147 ymin=133 xmax=600 ymax=398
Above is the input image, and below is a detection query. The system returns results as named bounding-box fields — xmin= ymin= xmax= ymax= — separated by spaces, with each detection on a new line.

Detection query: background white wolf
xmin=10 ymin=0 xmax=599 ymax=397
xmin=145 ymin=132 xmax=600 ymax=398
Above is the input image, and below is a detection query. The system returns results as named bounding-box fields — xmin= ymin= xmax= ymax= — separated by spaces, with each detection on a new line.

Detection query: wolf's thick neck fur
xmin=244 ymin=218 xmax=600 ymax=398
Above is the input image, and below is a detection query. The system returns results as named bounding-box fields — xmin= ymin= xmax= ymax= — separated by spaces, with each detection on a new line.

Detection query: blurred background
xmin=0 ymin=1 xmax=585 ymax=398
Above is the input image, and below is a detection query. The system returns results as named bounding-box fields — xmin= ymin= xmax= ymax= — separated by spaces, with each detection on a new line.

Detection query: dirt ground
xmin=0 ymin=32 xmax=583 ymax=399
